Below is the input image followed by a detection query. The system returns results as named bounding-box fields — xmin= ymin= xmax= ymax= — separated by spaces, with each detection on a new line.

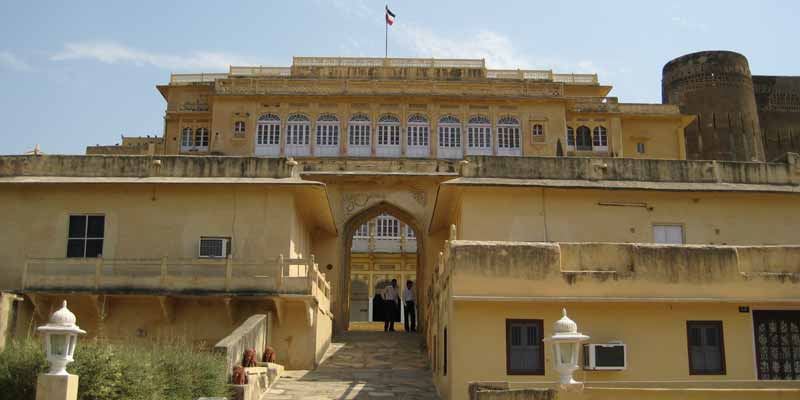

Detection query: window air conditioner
xmin=199 ymin=237 xmax=229 ymax=258
xmin=583 ymin=342 xmax=626 ymax=370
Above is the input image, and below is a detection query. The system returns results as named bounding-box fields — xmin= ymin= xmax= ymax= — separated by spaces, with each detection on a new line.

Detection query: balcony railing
xmin=229 ymin=66 xmax=291 ymax=77
xmin=21 ymin=255 xmax=331 ymax=305
xmin=170 ymin=73 xmax=229 ymax=84
xmin=293 ymin=56 xmax=486 ymax=69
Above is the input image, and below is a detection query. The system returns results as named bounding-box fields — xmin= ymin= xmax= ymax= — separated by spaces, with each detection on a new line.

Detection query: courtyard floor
xmin=268 ymin=325 xmax=440 ymax=399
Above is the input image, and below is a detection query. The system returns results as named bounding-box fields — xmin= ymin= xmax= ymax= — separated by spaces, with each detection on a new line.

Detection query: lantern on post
xmin=37 ymin=301 xmax=86 ymax=375
xmin=544 ymin=308 xmax=589 ymax=387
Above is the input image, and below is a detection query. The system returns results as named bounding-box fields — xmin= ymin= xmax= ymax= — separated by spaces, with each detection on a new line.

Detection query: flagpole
xmin=385 ymin=5 xmax=388 ymax=58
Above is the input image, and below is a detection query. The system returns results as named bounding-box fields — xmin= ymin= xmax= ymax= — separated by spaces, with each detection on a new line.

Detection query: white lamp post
xmin=544 ymin=308 xmax=589 ymax=388
xmin=37 ymin=300 xmax=86 ymax=376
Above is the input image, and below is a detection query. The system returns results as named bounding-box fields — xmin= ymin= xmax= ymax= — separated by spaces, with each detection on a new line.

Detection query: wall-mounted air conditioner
xmin=199 ymin=237 xmax=230 ymax=258
xmin=583 ymin=342 xmax=626 ymax=370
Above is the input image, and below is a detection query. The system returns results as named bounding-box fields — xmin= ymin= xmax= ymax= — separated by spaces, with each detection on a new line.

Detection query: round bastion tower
xmin=662 ymin=51 xmax=765 ymax=161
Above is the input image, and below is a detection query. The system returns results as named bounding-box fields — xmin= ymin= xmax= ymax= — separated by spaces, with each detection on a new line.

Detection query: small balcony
xmin=22 ymin=255 xmax=330 ymax=308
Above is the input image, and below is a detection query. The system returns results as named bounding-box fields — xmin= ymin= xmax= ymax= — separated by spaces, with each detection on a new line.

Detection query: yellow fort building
xmin=2 ymin=51 xmax=800 ymax=399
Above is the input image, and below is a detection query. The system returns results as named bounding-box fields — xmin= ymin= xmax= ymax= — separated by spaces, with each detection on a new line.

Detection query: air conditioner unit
xmin=199 ymin=237 xmax=229 ymax=258
xmin=583 ymin=342 xmax=626 ymax=370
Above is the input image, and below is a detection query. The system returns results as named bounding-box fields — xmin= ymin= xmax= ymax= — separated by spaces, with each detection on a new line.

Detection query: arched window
xmin=576 ymin=126 xmax=592 ymax=151
xmin=438 ymin=115 xmax=461 ymax=148
xmin=377 ymin=114 xmax=400 ymax=146
xmin=407 ymin=114 xmax=430 ymax=147
xmin=316 ymin=113 xmax=339 ymax=147
xmin=354 ymin=223 xmax=370 ymax=238
xmin=497 ymin=116 xmax=520 ymax=153
xmin=566 ymin=126 xmax=575 ymax=148
xmin=181 ymin=127 xmax=193 ymax=148
xmin=286 ymin=114 xmax=310 ymax=145
xmin=467 ymin=116 xmax=491 ymax=154
xmin=194 ymin=127 xmax=209 ymax=148
xmin=593 ymin=126 xmax=608 ymax=148
xmin=348 ymin=113 xmax=371 ymax=147
xmin=256 ymin=113 xmax=281 ymax=146
xmin=234 ymin=121 xmax=246 ymax=137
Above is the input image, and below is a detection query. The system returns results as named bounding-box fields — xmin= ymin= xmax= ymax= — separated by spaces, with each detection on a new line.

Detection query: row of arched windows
xmin=566 ymin=125 xmax=608 ymax=151
xmin=251 ymin=113 xmax=522 ymax=151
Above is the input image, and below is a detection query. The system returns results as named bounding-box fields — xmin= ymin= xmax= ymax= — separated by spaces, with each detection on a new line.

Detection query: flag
xmin=385 ymin=6 xmax=395 ymax=26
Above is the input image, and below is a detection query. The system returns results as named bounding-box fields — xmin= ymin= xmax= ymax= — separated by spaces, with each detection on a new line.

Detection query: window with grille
xmin=199 ymin=237 xmax=231 ymax=258
xmin=497 ymin=117 xmax=520 ymax=149
xmin=753 ymin=310 xmax=800 ymax=380
xmin=234 ymin=121 xmax=246 ymax=137
xmin=375 ymin=214 xmax=399 ymax=238
xmin=593 ymin=126 xmax=608 ymax=148
xmin=67 ymin=215 xmax=104 ymax=258
xmin=349 ymin=114 xmax=371 ymax=146
xmin=286 ymin=114 xmax=310 ymax=145
xmin=687 ymin=321 xmax=726 ymax=375
xmin=438 ymin=116 xmax=461 ymax=148
xmin=506 ymin=319 xmax=544 ymax=375
xmin=181 ymin=128 xmax=193 ymax=148
xmin=405 ymin=226 xmax=416 ymax=239
xmin=316 ymin=114 xmax=340 ymax=146
xmin=467 ymin=116 xmax=491 ymax=149
xmin=407 ymin=114 xmax=430 ymax=147
xmin=576 ymin=126 xmax=592 ymax=151
xmin=377 ymin=115 xmax=400 ymax=146
xmin=256 ymin=114 xmax=281 ymax=145
xmin=532 ymin=124 xmax=544 ymax=136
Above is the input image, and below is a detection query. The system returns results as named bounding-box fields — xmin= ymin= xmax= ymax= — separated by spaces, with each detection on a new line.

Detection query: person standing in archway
xmin=382 ymin=279 xmax=400 ymax=332
xmin=403 ymin=280 xmax=416 ymax=332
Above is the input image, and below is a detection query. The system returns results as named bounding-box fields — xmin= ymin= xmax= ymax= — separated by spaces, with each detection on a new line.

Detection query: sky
xmin=0 ymin=0 xmax=797 ymax=155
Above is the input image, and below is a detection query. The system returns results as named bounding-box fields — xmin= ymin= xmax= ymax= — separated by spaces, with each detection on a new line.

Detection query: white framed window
xmin=316 ymin=114 xmax=339 ymax=146
xmin=566 ymin=126 xmax=575 ymax=149
xmin=67 ymin=215 xmax=105 ymax=258
xmin=653 ymin=224 xmax=684 ymax=244
xmin=593 ymin=126 xmax=608 ymax=150
xmin=348 ymin=113 xmax=372 ymax=157
xmin=405 ymin=225 xmax=416 ymax=239
xmin=234 ymin=121 xmax=246 ymax=137
xmin=576 ymin=125 xmax=592 ymax=151
xmin=377 ymin=114 xmax=400 ymax=146
xmin=193 ymin=128 xmax=209 ymax=150
xmin=180 ymin=127 xmax=194 ymax=150
xmin=532 ymin=124 xmax=544 ymax=137
xmin=438 ymin=115 xmax=461 ymax=148
xmin=256 ymin=113 xmax=281 ymax=146
xmin=199 ymin=236 xmax=231 ymax=258
xmin=354 ymin=223 xmax=370 ymax=238
xmin=497 ymin=116 xmax=521 ymax=155
xmin=286 ymin=114 xmax=310 ymax=145
xmin=466 ymin=115 xmax=491 ymax=155
xmin=375 ymin=214 xmax=399 ymax=238
xmin=637 ymin=142 xmax=646 ymax=154
xmin=407 ymin=114 xmax=430 ymax=157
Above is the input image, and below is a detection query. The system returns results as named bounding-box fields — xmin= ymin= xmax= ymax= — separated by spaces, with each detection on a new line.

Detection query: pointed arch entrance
xmin=340 ymin=202 xmax=425 ymax=332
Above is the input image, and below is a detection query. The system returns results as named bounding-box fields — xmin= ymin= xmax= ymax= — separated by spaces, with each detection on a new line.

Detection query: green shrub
xmin=0 ymin=339 xmax=229 ymax=400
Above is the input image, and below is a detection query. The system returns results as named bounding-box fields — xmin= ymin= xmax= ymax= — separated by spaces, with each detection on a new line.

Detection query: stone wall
xmin=754 ymin=75 xmax=800 ymax=161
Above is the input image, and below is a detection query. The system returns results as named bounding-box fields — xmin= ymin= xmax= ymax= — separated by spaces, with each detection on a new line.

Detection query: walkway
xmin=268 ymin=328 xmax=440 ymax=399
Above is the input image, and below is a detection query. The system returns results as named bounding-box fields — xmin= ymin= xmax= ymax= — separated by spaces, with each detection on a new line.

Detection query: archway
xmin=339 ymin=202 xmax=425 ymax=332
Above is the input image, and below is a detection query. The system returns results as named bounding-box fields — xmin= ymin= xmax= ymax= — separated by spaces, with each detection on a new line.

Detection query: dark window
xmin=506 ymin=319 xmax=544 ymax=375
xmin=687 ymin=321 xmax=726 ymax=375
xmin=576 ymin=126 xmax=592 ymax=151
xmin=67 ymin=215 xmax=104 ymax=258
xmin=566 ymin=127 xmax=575 ymax=146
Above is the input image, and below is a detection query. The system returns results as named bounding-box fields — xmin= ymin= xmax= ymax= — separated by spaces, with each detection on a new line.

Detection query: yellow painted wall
xmin=459 ymin=187 xmax=800 ymax=245
xmin=447 ymin=301 xmax=795 ymax=400
xmin=621 ymin=118 xmax=684 ymax=159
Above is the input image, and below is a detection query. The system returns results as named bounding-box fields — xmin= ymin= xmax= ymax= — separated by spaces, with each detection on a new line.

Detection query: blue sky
xmin=0 ymin=0 xmax=797 ymax=154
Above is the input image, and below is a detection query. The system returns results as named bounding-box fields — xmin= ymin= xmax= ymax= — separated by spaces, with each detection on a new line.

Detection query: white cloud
xmin=51 ymin=41 xmax=257 ymax=71
xmin=0 ymin=51 xmax=31 ymax=71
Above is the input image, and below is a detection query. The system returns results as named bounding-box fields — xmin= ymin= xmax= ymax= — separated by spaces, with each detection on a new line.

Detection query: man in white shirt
xmin=403 ymin=280 xmax=416 ymax=332
xmin=382 ymin=279 xmax=400 ymax=332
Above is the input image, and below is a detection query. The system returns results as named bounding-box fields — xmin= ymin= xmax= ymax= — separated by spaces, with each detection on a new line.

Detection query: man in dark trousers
xmin=382 ymin=279 xmax=400 ymax=332
xmin=403 ymin=280 xmax=416 ymax=332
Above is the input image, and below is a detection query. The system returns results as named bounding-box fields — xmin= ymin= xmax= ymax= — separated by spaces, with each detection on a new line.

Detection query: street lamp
xmin=37 ymin=301 xmax=86 ymax=376
xmin=545 ymin=308 xmax=589 ymax=387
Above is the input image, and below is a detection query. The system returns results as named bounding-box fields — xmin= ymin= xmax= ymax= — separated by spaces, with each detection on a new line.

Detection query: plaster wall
xmin=620 ymin=119 xmax=684 ymax=159
xmin=458 ymin=187 xmax=800 ymax=245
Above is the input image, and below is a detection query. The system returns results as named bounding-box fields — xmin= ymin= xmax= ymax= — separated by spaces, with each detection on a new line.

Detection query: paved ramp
xmin=268 ymin=330 xmax=440 ymax=399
